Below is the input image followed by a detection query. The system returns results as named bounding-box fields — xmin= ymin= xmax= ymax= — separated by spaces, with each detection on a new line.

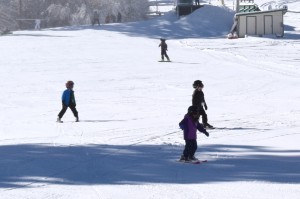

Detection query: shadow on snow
xmin=0 ymin=143 xmax=299 ymax=189
xmin=9 ymin=33 xmax=71 ymax=38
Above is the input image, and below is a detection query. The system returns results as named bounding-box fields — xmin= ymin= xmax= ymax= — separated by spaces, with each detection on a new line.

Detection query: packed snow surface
xmin=0 ymin=0 xmax=299 ymax=198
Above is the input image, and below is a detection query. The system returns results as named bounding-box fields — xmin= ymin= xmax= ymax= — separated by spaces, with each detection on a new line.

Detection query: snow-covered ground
xmin=0 ymin=0 xmax=299 ymax=198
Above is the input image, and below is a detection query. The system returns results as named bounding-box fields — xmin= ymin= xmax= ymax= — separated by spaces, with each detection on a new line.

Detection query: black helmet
xmin=193 ymin=80 xmax=203 ymax=89
xmin=188 ymin=106 xmax=198 ymax=114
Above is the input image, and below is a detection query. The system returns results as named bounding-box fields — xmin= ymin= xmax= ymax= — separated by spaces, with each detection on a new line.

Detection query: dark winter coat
xmin=179 ymin=114 xmax=208 ymax=140
xmin=159 ymin=42 xmax=168 ymax=52
xmin=62 ymin=89 xmax=76 ymax=106
xmin=192 ymin=89 xmax=207 ymax=110
xmin=93 ymin=12 xmax=99 ymax=20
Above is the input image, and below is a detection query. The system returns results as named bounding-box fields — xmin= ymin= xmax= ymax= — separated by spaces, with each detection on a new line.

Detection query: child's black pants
xmin=161 ymin=50 xmax=169 ymax=60
xmin=198 ymin=107 xmax=208 ymax=124
xmin=58 ymin=103 xmax=78 ymax=118
xmin=183 ymin=139 xmax=197 ymax=158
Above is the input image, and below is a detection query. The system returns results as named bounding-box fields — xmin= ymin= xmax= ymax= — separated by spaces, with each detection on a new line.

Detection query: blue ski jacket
xmin=62 ymin=89 xmax=76 ymax=106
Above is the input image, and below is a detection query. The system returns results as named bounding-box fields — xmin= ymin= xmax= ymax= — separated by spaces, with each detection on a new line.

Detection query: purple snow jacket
xmin=179 ymin=114 xmax=208 ymax=140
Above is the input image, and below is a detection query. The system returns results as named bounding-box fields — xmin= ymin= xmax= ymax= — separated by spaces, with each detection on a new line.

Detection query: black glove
xmin=204 ymin=131 xmax=209 ymax=137
xmin=204 ymin=104 xmax=208 ymax=110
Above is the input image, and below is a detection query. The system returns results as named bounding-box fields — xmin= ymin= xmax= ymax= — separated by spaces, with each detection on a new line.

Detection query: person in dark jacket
xmin=158 ymin=38 xmax=170 ymax=61
xmin=57 ymin=81 xmax=79 ymax=123
xmin=179 ymin=106 xmax=209 ymax=162
xmin=117 ymin=12 xmax=122 ymax=23
xmin=192 ymin=80 xmax=214 ymax=128
xmin=92 ymin=11 xmax=100 ymax=26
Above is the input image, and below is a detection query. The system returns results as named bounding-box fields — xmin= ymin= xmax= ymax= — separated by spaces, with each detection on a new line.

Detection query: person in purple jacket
xmin=179 ymin=105 xmax=209 ymax=162
xmin=57 ymin=81 xmax=79 ymax=123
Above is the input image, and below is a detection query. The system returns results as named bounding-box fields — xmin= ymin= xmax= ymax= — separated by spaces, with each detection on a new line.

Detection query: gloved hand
xmin=204 ymin=131 xmax=209 ymax=137
xmin=204 ymin=104 xmax=208 ymax=110
xmin=179 ymin=123 xmax=185 ymax=130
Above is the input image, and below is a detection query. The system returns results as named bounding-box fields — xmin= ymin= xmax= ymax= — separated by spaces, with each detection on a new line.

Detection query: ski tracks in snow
xmin=179 ymin=39 xmax=300 ymax=78
xmin=259 ymin=0 xmax=299 ymax=10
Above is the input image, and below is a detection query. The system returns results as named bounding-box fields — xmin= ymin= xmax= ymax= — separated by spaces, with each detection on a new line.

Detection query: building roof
xmin=236 ymin=8 xmax=288 ymax=16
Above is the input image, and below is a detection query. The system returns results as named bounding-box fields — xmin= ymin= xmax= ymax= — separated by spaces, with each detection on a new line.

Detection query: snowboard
xmin=178 ymin=160 xmax=208 ymax=164
xmin=158 ymin=60 xmax=171 ymax=62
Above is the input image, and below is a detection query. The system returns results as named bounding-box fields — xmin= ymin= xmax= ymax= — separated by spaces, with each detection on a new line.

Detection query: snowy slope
xmin=0 ymin=0 xmax=300 ymax=198
xmin=105 ymin=4 xmax=235 ymax=39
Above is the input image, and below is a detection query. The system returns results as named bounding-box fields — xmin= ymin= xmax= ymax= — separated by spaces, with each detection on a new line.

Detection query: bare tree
xmin=0 ymin=0 xmax=149 ymax=30
xmin=0 ymin=0 xmax=19 ymax=30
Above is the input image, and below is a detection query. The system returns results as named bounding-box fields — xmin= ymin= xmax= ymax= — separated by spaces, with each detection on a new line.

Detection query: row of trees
xmin=0 ymin=0 xmax=149 ymax=30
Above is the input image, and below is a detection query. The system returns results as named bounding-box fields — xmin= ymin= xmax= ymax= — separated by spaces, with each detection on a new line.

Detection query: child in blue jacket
xmin=179 ymin=106 xmax=209 ymax=162
xmin=57 ymin=81 xmax=79 ymax=123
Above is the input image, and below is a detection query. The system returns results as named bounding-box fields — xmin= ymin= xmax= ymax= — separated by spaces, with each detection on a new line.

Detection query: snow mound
xmin=176 ymin=5 xmax=235 ymax=37
xmin=102 ymin=5 xmax=235 ymax=39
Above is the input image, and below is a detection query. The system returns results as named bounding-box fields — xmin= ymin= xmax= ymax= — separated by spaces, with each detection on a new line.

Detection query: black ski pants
xmin=198 ymin=107 xmax=208 ymax=125
xmin=183 ymin=139 xmax=197 ymax=158
xmin=92 ymin=19 xmax=100 ymax=26
xmin=161 ymin=50 xmax=169 ymax=60
xmin=58 ymin=103 xmax=78 ymax=119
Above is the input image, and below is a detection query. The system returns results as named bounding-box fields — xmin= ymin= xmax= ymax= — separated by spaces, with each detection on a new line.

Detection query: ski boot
xmin=57 ymin=117 xmax=63 ymax=123
xmin=203 ymin=123 xmax=214 ymax=129
xmin=189 ymin=156 xmax=199 ymax=161
xmin=179 ymin=155 xmax=190 ymax=162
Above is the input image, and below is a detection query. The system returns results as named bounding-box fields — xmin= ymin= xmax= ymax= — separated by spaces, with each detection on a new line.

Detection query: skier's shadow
xmin=213 ymin=127 xmax=271 ymax=131
xmin=170 ymin=61 xmax=201 ymax=65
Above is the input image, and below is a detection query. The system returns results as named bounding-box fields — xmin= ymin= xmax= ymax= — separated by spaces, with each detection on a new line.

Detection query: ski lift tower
xmin=176 ymin=0 xmax=203 ymax=16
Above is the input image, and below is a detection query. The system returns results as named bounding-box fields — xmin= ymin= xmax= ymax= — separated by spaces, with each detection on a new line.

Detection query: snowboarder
xmin=92 ymin=11 xmax=100 ymax=26
xmin=192 ymin=80 xmax=214 ymax=129
xmin=179 ymin=106 xmax=209 ymax=162
xmin=57 ymin=81 xmax=79 ymax=123
xmin=158 ymin=38 xmax=170 ymax=61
